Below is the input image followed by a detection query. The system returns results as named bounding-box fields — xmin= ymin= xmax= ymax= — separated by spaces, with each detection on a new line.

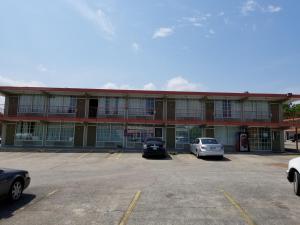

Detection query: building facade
xmin=0 ymin=86 xmax=299 ymax=152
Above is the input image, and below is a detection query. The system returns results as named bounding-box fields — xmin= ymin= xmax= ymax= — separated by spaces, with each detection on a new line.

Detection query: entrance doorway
xmin=89 ymin=99 xmax=98 ymax=118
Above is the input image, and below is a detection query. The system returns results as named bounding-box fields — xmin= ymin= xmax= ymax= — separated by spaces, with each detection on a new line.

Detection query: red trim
xmin=0 ymin=86 xmax=299 ymax=99
xmin=0 ymin=115 xmax=292 ymax=128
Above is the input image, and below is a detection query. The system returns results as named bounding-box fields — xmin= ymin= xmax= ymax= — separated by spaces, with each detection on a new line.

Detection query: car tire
xmin=9 ymin=179 xmax=23 ymax=201
xmin=294 ymin=171 xmax=300 ymax=196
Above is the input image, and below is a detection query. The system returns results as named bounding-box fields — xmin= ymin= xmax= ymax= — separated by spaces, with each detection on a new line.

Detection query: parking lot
xmin=0 ymin=151 xmax=300 ymax=225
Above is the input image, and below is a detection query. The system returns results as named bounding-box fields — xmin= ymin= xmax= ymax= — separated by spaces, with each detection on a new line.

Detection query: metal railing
xmin=127 ymin=107 xmax=155 ymax=120
xmin=175 ymin=109 xmax=204 ymax=121
xmin=0 ymin=103 xmax=277 ymax=123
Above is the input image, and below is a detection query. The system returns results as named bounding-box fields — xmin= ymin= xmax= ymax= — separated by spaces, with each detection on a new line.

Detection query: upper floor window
xmin=176 ymin=99 xmax=203 ymax=119
xmin=215 ymin=100 xmax=241 ymax=119
xmin=98 ymin=97 xmax=125 ymax=116
xmin=48 ymin=96 xmax=76 ymax=114
xmin=128 ymin=98 xmax=154 ymax=116
xmin=18 ymin=95 xmax=45 ymax=113
xmin=243 ymin=101 xmax=269 ymax=120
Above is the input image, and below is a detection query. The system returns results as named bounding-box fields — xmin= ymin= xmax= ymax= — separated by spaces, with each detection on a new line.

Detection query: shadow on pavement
xmin=200 ymin=156 xmax=231 ymax=161
xmin=0 ymin=193 xmax=36 ymax=219
xmin=143 ymin=154 xmax=173 ymax=160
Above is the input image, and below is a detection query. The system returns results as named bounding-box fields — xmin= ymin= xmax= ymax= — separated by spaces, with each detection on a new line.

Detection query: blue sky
xmin=0 ymin=0 xmax=300 ymax=94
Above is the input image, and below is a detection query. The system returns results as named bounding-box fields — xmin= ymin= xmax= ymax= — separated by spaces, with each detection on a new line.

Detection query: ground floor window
xmin=126 ymin=126 xmax=154 ymax=148
xmin=15 ymin=122 xmax=43 ymax=146
xmin=248 ymin=127 xmax=271 ymax=151
xmin=175 ymin=126 xmax=203 ymax=149
xmin=96 ymin=124 xmax=124 ymax=148
xmin=214 ymin=126 xmax=240 ymax=146
xmin=46 ymin=123 xmax=74 ymax=147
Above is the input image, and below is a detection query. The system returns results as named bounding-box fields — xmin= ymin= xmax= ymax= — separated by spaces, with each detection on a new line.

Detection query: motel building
xmin=0 ymin=86 xmax=299 ymax=153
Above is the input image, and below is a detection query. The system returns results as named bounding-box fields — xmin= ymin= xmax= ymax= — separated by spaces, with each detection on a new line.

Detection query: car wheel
xmin=10 ymin=180 xmax=23 ymax=201
xmin=294 ymin=171 xmax=300 ymax=196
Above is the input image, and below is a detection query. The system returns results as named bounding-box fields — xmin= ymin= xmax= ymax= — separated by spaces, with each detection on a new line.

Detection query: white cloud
xmin=241 ymin=0 xmax=259 ymax=15
xmin=68 ymin=0 xmax=115 ymax=39
xmin=241 ymin=1 xmax=282 ymax=15
xmin=266 ymin=5 xmax=281 ymax=13
xmin=143 ymin=83 xmax=156 ymax=90
xmin=165 ymin=76 xmax=200 ymax=91
xmin=100 ymin=76 xmax=203 ymax=92
xmin=182 ymin=13 xmax=211 ymax=27
xmin=0 ymin=75 xmax=45 ymax=87
xmin=218 ymin=12 xmax=225 ymax=17
xmin=101 ymin=82 xmax=131 ymax=90
xmin=36 ymin=64 xmax=48 ymax=72
xmin=152 ymin=27 xmax=174 ymax=39
xmin=131 ymin=42 xmax=140 ymax=53
xmin=209 ymin=29 xmax=215 ymax=35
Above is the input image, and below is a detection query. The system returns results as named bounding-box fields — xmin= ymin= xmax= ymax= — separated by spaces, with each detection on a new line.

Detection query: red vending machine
xmin=236 ymin=132 xmax=250 ymax=152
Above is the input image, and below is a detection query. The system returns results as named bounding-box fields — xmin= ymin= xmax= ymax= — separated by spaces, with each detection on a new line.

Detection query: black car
xmin=0 ymin=168 xmax=31 ymax=201
xmin=142 ymin=137 xmax=167 ymax=158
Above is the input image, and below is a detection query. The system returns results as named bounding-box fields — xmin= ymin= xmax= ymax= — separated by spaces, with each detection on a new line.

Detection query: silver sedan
xmin=190 ymin=138 xmax=224 ymax=159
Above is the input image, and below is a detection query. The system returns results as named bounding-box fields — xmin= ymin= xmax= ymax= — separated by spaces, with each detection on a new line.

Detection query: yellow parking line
xmin=221 ymin=190 xmax=256 ymax=225
xmin=46 ymin=189 xmax=58 ymax=197
xmin=119 ymin=191 xmax=141 ymax=225
xmin=76 ymin=153 xmax=89 ymax=159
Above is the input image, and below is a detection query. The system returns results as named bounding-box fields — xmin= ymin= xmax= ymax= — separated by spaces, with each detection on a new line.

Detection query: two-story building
xmin=0 ymin=86 xmax=299 ymax=152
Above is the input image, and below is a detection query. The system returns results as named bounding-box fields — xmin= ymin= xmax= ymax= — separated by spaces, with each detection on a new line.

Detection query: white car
xmin=287 ymin=157 xmax=300 ymax=196
xmin=190 ymin=138 xmax=224 ymax=159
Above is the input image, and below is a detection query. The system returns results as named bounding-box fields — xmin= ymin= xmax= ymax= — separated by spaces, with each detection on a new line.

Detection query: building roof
xmin=0 ymin=86 xmax=300 ymax=101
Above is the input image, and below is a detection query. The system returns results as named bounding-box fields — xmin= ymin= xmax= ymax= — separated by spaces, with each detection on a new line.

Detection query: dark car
xmin=291 ymin=134 xmax=300 ymax=142
xmin=142 ymin=137 xmax=167 ymax=158
xmin=0 ymin=168 xmax=31 ymax=201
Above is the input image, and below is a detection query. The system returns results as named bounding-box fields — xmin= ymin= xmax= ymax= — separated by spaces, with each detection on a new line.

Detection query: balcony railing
xmin=127 ymin=107 xmax=155 ymax=120
xmin=213 ymin=110 xmax=242 ymax=121
xmin=175 ymin=109 xmax=204 ymax=121
xmin=0 ymin=104 xmax=278 ymax=123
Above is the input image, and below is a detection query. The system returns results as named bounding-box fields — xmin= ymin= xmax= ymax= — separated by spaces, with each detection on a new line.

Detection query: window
xmin=215 ymin=100 xmax=241 ymax=119
xmin=128 ymin=98 xmax=154 ymax=117
xmin=176 ymin=126 xmax=189 ymax=149
xmin=98 ymin=97 xmax=125 ymax=116
xmin=46 ymin=123 xmax=74 ymax=146
xmin=201 ymin=139 xmax=218 ymax=144
xmin=244 ymin=101 xmax=269 ymax=120
xmin=214 ymin=126 xmax=240 ymax=145
xmin=176 ymin=99 xmax=203 ymax=119
xmin=48 ymin=96 xmax=76 ymax=114
xmin=18 ymin=95 xmax=45 ymax=113
xmin=248 ymin=127 xmax=271 ymax=151
xmin=15 ymin=122 xmax=43 ymax=146
xmin=96 ymin=124 xmax=124 ymax=147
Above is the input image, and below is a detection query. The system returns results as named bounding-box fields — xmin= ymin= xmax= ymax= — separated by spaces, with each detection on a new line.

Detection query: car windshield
xmin=146 ymin=137 xmax=162 ymax=142
xmin=201 ymin=139 xmax=218 ymax=144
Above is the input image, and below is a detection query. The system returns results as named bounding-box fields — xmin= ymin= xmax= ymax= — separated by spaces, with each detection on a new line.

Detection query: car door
xmin=0 ymin=170 xmax=8 ymax=196
xmin=195 ymin=139 xmax=200 ymax=153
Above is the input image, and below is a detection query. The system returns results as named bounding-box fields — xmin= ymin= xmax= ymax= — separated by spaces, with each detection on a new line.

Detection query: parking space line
xmin=221 ymin=190 xmax=256 ymax=225
xmin=12 ymin=189 xmax=58 ymax=216
xmin=119 ymin=190 xmax=141 ymax=225
xmin=76 ymin=153 xmax=89 ymax=159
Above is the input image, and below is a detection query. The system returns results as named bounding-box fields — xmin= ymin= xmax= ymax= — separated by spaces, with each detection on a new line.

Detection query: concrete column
xmin=83 ymin=123 xmax=88 ymax=148
xmin=44 ymin=95 xmax=49 ymax=117
xmin=1 ymin=122 xmax=7 ymax=146
xmin=85 ymin=97 xmax=89 ymax=118
xmin=163 ymin=96 xmax=167 ymax=121
xmin=42 ymin=122 xmax=47 ymax=147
